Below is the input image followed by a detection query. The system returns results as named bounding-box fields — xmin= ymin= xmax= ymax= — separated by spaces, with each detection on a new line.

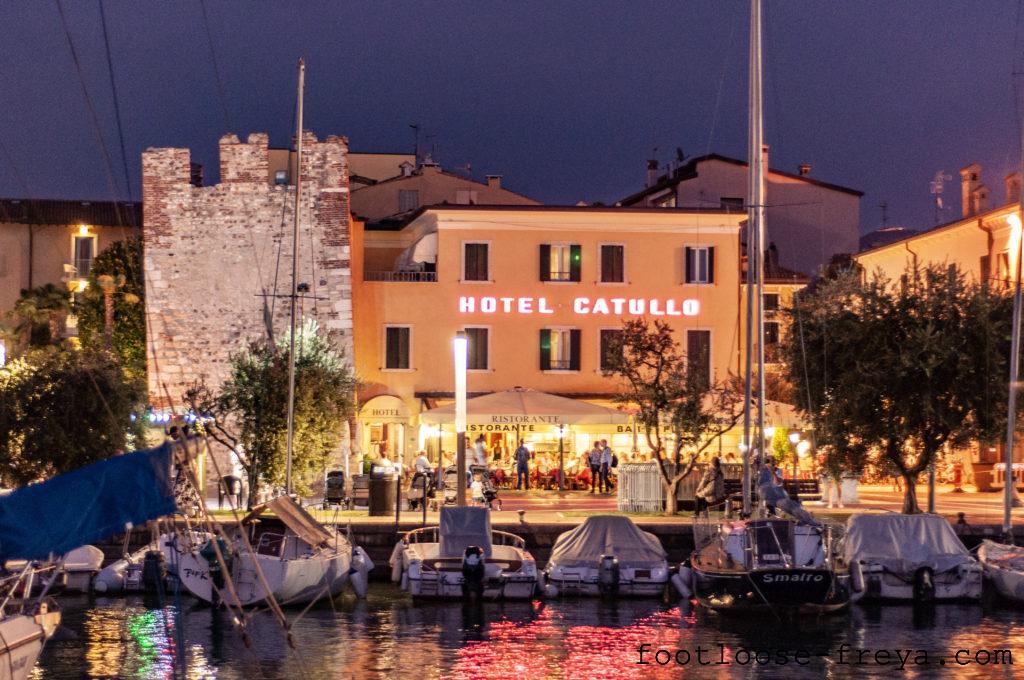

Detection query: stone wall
xmin=142 ymin=132 xmax=354 ymax=477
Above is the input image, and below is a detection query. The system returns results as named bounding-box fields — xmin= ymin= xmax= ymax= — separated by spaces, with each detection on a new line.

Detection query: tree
xmin=76 ymin=239 xmax=145 ymax=381
xmin=782 ymin=264 xmax=1012 ymax=513
xmin=187 ymin=319 xmax=357 ymax=501
xmin=0 ymin=347 xmax=145 ymax=486
xmin=11 ymin=283 xmax=71 ymax=347
xmin=604 ymin=318 xmax=743 ymax=515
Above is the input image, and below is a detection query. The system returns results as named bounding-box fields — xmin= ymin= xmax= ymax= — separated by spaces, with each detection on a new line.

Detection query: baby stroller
xmin=407 ymin=469 xmax=436 ymax=511
xmin=470 ymin=465 xmax=503 ymax=511
xmin=322 ymin=470 xmax=348 ymax=509
xmin=442 ymin=465 xmax=460 ymax=505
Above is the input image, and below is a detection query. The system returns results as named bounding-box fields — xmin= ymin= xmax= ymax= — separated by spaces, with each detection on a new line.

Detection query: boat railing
xmin=748 ymin=522 xmax=793 ymax=569
xmin=403 ymin=526 xmax=527 ymax=550
xmin=692 ymin=516 xmax=721 ymax=550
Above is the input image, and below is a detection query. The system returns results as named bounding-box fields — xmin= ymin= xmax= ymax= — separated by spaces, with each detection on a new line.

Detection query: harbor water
xmin=34 ymin=585 xmax=1024 ymax=679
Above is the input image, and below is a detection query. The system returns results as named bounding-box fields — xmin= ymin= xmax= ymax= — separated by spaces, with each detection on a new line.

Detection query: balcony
xmin=364 ymin=270 xmax=437 ymax=283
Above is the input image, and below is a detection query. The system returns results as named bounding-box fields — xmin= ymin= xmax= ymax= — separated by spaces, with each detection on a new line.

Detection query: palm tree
xmin=13 ymin=283 xmax=71 ymax=345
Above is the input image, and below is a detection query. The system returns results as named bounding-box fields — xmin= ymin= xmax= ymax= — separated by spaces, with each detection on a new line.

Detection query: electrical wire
xmin=97 ymin=0 xmax=135 ymax=210
xmin=198 ymin=0 xmax=232 ymax=132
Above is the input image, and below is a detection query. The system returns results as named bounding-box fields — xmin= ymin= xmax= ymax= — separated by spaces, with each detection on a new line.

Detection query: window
xmin=653 ymin=192 xmax=676 ymax=208
xmin=274 ymin=170 xmax=288 ymax=185
xmin=540 ymin=244 xmax=581 ymax=282
xmin=764 ymin=321 xmax=780 ymax=345
xmin=540 ymin=328 xmax=580 ymax=371
xmin=686 ymin=330 xmax=711 ymax=389
xmin=720 ymin=197 xmax=744 ymax=212
xmin=399 ymin=189 xmax=420 ymax=213
xmin=455 ymin=189 xmax=478 ymax=205
xmin=384 ymin=326 xmax=411 ymax=370
xmin=999 ymin=252 xmax=1011 ymax=289
xmin=981 ymin=254 xmax=992 ymax=284
xmin=684 ymin=246 xmax=715 ymax=284
xmin=600 ymin=244 xmax=625 ymax=283
xmin=463 ymin=242 xmax=490 ymax=281
xmin=599 ymin=329 xmax=623 ymax=372
xmin=763 ymin=293 xmax=780 ymax=312
xmin=465 ymin=327 xmax=489 ymax=371
xmin=73 ymin=235 xmax=96 ymax=276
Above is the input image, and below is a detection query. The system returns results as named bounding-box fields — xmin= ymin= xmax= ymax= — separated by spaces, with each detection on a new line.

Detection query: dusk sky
xmin=1 ymin=1 xmax=1022 ymax=234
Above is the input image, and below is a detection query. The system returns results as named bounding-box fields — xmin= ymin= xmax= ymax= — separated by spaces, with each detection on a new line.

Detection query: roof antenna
xmin=930 ymin=170 xmax=952 ymax=225
xmin=409 ymin=123 xmax=420 ymax=163
xmin=877 ymin=201 xmax=888 ymax=228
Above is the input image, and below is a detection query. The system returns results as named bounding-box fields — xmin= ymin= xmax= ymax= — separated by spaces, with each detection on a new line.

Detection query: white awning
xmin=395 ymin=232 xmax=438 ymax=271
xmin=419 ymin=387 xmax=630 ymax=426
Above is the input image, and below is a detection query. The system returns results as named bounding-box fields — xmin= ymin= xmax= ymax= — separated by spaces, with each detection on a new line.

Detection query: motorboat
xmin=845 ymin=513 xmax=982 ymax=603
xmin=177 ymin=496 xmax=371 ymax=606
xmin=58 ymin=545 xmax=104 ymax=593
xmin=391 ymin=506 xmax=537 ymax=600
xmin=978 ymin=540 xmax=1024 ymax=603
xmin=543 ymin=516 xmax=669 ymax=598
xmin=0 ymin=569 xmax=60 ymax=680
xmin=94 ymin=531 xmax=209 ymax=594
xmin=685 ymin=517 xmax=850 ymax=613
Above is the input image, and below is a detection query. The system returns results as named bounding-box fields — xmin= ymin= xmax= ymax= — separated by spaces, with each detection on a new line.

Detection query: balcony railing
xmin=364 ymin=271 xmax=437 ymax=283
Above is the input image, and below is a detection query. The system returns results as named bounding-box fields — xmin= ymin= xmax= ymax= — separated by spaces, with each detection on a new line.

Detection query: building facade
xmin=352 ymin=205 xmax=747 ymax=468
xmin=620 ymin=152 xmax=862 ymax=278
xmin=0 ymin=198 xmax=140 ymax=356
xmin=142 ymin=132 xmax=355 ymax=408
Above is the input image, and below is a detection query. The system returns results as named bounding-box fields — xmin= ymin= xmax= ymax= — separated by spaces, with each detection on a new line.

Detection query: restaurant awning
xmin=419 ymin=387 xmax=631 ymax=426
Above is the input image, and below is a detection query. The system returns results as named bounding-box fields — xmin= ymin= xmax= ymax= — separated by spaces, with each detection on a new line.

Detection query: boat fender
xmin=141 ymin=551 xmax=167 ymax=594
xmin=851 ymin=560 xmax=864 ymax=593
xmin=598 ymin=554 xmax=620 ymax=597
xmin=672 ymin=564 xmax=693 ymax=599
xmin=543 ymin=581 xmax=559 ymax=598
xmin=349 ymin=547 xmax=371 ymax=598
xmin=462 ymin=546 xmax=486 ymax=599
xmin=389 ymin=542 xmax=405 ymax=583
xmin=400 ymin=571 xmax=409 ymax=591
xmin=199 ymin=538 xmax=231 ymax=591
xmin=913 ymin=566 xmax=935 ymax=603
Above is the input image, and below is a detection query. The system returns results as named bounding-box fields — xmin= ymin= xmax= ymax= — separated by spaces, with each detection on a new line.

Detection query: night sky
xmin=1 ymin=1 xmax=1022 ymax=234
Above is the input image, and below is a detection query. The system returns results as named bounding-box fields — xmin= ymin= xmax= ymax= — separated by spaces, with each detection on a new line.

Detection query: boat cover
xmin=438 ymin=506 xmax=492 ymax=557
xmin=0 ymin=443 xmax=177 ymax=561
xmin=549 ymin=515 xmax=666 ymax=568
xmin=980 ymin=540 xmax=1024 ymax=571
xmin=844 ymin=513 xmax=974 ymax=575
xmin=267 ymin=496 xmax=334 ymax=547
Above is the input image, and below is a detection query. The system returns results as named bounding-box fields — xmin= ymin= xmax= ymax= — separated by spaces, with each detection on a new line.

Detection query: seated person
xmin=492 ymin=467 xmax=507 ymax=488
xmin=576 ymin=466 xmax=592 ymax=490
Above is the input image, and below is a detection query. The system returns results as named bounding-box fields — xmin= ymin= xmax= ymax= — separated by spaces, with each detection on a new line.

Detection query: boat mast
xmin=742 ymin=0 xmax=765 ymax=516
xmin=1004 ymin=111 xmax=1024 ymax=537
xmin=285 ymin=58 xmax=305 ymax=497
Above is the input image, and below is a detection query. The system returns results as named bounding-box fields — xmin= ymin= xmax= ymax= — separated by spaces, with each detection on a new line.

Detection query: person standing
xmin=514 ymin=440 xmax=531 ymax=490
xmin=588 ymin=444 xmax=602 ymax=493
xmin=414 ymin=450 xmax=431 ymax=474
xmin=474 ymin=435 xmax=488 ymax=467
xmin=694 ymin=457 xmax=725 ymax=517
xmin=599 ymin=439 xmax=613 ymax=494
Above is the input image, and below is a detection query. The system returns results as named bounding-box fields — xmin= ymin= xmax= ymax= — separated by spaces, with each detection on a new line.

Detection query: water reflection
xmin=35 ymin=589 xmax=1024 ymax=679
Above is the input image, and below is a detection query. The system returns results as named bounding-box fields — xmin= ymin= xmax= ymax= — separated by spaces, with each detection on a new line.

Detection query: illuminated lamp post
xmin=789 ymin=431 xmax=801 ymax=501
xmin=454 ymin=331 xmax=468 ymax=506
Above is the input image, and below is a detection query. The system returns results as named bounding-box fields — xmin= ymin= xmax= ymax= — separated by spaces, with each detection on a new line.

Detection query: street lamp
xmin=788 ymin=431 xmax=801 ymax=484
xmin=454 ymin=331 xmax=468 ymax=506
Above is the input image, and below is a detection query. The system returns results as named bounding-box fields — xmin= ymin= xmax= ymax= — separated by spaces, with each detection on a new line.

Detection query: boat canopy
xmin=549 ymin=515 xmax=666 ymax=568
xmin=419 ymin=387 xmax=630 ymax=426
xmin=438 ymin=506 xmax=492 ymax=557
xmin=267 ymin=496 xmax=335 ymax=547
xmin=0 ymin=443 xmax=179 ymax=561
xmin=844 ymin=513 xmax=973 ymax=575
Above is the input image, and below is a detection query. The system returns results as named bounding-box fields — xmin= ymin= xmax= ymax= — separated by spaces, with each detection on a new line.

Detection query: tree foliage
xmin=0 ymin=347 xmax=145 ymax=486
xmin=604 ymin=318 xmax=743 ymax=515
xmin=11 ymin=283 xmax=70 ymax=347
xmin=76 ymin=238 xmax=146 ymax=382
xmin=186 ymin=319 xmax=357 ymax=500
xmin=782 ymin=264 xmax=1012 ymax=513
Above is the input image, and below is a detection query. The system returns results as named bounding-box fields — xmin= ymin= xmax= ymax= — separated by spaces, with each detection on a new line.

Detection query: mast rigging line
xmin=97 ymin=0 xmax=135 ymax=210
xmin=198 ymin=0 xmax=232 ymax=133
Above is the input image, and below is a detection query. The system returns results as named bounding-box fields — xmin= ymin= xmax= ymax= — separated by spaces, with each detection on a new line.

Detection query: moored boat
xmin=391 ymin=506 xmax=537 ymax=600
xmin=543 ymin=515 xmax=669 ymax=598
xmin=845 ymin=513 xmax=982 ymax=603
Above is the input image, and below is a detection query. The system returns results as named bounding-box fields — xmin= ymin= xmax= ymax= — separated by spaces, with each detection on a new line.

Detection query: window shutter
xmin=570 ymin=244 xmax=582 ymax=282
xmin=539 ymin=329 xmax=552 ymax=370
xmin=684 ymin=247 xmax=694 ymax=283
xmin=569 ymin=329 xmax=581 ymax=371
xmin=708 ymin=247 xmax=715 ymax=284
xmin=539 ymin=244 xmax=551 ymax=282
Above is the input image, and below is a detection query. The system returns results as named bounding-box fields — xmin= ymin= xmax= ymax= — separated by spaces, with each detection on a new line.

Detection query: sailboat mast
xmin=742 ymin=0 xmax=764 ymax=516
xmin=1004 ymin=114 xmax=1024 ymax=537
xmin=285 ymin=58 xmax=305 ymax=497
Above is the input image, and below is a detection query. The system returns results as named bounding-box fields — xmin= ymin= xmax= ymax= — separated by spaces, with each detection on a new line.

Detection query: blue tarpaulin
xmin=0 ymin=442 xmax=178 ymax=561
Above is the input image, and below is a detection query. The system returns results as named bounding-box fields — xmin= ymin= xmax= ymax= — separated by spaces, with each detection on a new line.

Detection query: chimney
xmin=960 ymin=163 xmax=982 ymax=217
xmin=1007 ymin=172 xmax=1022 ymax=205
xmin=971 ymin=184 xmax=990 ymax=215
xmin=761 ymin=144 xmax=769 ymax=173
xmin=646 ymin=159 xmax=659 ymax=188
xmin=798 ymin=163 xmax=811 ymax=177
xmin=189 ymin=162 xmax=204 ymax=187
xmin=486 ymin=174 xmax=502 ymax=189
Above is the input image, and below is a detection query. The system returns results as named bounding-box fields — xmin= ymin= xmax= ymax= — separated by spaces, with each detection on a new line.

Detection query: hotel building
xmin=352 ymin=205 xmax=748 ymax=467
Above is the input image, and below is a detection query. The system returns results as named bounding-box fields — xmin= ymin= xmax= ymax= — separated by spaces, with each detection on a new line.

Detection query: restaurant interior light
xmin=789 ymin=432 xmax=801 ymax=445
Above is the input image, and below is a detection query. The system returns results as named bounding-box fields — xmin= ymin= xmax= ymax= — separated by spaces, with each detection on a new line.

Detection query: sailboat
xmin=680 ymin=0 xmax=851 ymax=614
xmin=175 ymin=60 xmax=370 ymax=607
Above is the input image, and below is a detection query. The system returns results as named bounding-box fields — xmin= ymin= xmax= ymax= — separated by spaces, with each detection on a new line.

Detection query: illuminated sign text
xmin=458 ymin=296 xmax=700 ymax=317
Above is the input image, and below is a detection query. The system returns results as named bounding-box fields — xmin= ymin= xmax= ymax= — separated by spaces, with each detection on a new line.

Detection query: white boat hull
xmin=0 ymin=610 xmax=60 ymax=680
xmin=94 ymin=532 xmax=207 ymax=594
xmin=544 ymin=564 xmax=668 ymax=598
xmin=849 ymin=560 xmax=983 ymax=603
xmin=397 ymin=543 xmax=537 ymax=600
xmin=978 ymin=540 xmax=1024 ymax=604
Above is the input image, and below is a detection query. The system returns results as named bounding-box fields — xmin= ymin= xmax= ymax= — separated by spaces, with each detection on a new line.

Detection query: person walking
xmin=694 ymin=457 xmax=725 ymax=517
xmin=587 ymin=444 xmax=602 ymax=493
xmin=599 ymin=439 xmax=614 ymax=494
xmin=474 ymin=435 xmax=488 ymax=467
xmin=514 ymin=440 xmax=531 ymax=490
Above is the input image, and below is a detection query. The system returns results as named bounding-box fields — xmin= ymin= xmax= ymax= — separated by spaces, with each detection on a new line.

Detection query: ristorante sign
xmin=458 ymin=296 xmax=700 ymax=316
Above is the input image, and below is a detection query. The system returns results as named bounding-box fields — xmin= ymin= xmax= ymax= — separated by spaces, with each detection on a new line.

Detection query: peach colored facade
xmin=352 ymin=206 xmax=745 ymax=465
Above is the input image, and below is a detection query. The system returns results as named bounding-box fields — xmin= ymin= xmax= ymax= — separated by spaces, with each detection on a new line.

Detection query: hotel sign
xmin=458 ymin=296 xmax=700 ymax=316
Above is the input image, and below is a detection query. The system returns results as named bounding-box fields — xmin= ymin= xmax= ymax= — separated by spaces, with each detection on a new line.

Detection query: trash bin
xmin=368 ymin=472 xmax=398 ymax=516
